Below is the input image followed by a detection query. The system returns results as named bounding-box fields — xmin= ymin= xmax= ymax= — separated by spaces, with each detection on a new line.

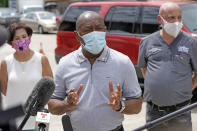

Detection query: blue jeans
xmin=146 ymin=102 xmax=192 ymax=131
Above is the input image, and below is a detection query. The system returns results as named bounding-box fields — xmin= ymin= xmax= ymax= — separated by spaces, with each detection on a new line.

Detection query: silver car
xmin=0 ymin=8 xmax=20 ymax=27
xmin=20 ymin=11 xmax=57 ymax=34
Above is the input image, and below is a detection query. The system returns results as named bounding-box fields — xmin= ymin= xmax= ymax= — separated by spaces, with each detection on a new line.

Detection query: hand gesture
xmin=66 ymin=84 xmax=83 ymax=110
xmin=108 ymin=80 xmax=122 ymax=111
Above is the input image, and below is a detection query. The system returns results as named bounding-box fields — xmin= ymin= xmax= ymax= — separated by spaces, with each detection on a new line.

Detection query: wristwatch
xmin=118 ymin=97 xmax=126 ymax=113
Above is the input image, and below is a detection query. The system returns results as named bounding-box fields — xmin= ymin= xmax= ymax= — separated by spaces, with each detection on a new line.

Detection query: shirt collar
xmin=77 ymin=45 xmax=110 ymax=64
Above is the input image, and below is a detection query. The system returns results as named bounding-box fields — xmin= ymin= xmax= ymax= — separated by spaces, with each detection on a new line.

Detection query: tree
xmin=0 ymin=0 xmax=8 ymax=7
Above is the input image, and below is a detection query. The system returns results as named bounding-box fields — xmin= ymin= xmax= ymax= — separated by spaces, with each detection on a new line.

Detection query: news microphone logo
xmin=35 ymin=109 xmax=50 ymax=131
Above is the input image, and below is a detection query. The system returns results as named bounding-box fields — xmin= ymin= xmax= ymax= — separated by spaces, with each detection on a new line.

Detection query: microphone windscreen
xmin=24 ymin=77 xmax=55 ymax=116
xmin=62 ymin=115 xmax=73 ymax=131
xmin=0 ymin=25 xmax=10 ymax=47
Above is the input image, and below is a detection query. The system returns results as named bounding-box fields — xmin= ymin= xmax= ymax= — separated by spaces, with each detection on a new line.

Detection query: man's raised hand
xmin=66 ymin=84 xmax=83 ymax=110
xmin=108 ymin=80 xmax=122 ymax=111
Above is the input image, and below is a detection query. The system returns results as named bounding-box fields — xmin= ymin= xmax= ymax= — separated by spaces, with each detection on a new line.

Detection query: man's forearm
xmin=192 ymin=72 xmax=197 ymax=90
xmin=122 ymin=97 xmax=143 ymax=115
xmin=141 ymin=68 xmax=147 ymax=78
xmin=48 ymin=99 xmax=71 ymax=115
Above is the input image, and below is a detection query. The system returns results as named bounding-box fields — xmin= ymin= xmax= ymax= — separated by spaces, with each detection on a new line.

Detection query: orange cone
xmin=39 ymin=42 xmax=45 ymax=55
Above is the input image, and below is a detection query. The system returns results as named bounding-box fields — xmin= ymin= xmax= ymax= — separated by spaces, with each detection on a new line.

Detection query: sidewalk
xmin=49 ymin=102 xmax=197 ymax=131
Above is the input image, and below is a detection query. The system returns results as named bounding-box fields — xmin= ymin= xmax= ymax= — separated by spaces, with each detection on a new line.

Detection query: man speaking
xmin=48 ymin=11 xmax=142 ymax=131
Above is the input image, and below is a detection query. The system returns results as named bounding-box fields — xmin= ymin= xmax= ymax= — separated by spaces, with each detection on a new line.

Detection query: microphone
xmin=18 ymin=77 xmax=55 ymax=131
xmin=0 ymin=105 xmax=24 ymax=131
xmin=35 ymin=108 xmax=50 ymax=131
xmin=0 ymin=105 xmax=24 ymax=126
xmin=24 ymin=77 xmax=55 ymax=116
xmin=0 ymin=25 xmax=10 ymax=47
xmin=62 ymin=115 xmax=73 ymax=131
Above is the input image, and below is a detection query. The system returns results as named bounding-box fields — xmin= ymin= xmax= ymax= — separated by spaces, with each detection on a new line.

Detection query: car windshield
xmin=181 ymin=3 xmax=197 ymax=34
xmin=0 ymin=9 xmax=17 ymax=17
xmin=38 ymin=12 xmax=55 ymax=20
xmin=24 ymin=7 xmax=44 ymax=14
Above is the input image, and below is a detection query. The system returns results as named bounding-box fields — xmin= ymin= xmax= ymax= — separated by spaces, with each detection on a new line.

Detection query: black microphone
xmin=18 ymin=77 xmax=55 ymax=131
xmin=62 ymin=115 xmax=73 ymax=131
xmin=0 ymin=105 xmax=24 ymax=131
xmin=24 ymin=77 xmax=55 ymax=116
xmin=0 ymin=25 xmax=10 ymax=47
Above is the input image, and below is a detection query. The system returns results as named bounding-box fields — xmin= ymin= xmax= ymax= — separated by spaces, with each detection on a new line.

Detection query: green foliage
xmin=0 ymin=0 xmax=8 ymax=7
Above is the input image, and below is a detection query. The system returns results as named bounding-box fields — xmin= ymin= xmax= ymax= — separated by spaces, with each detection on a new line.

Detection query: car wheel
xmin=38 ymin=26 xmax=44 ymax=34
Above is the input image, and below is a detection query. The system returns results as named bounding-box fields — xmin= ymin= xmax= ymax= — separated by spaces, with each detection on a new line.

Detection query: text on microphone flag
xmin=41 ymin=113 xmax=47 ymax=118
xmin=36 ymin=112 xmax=50 ymax=123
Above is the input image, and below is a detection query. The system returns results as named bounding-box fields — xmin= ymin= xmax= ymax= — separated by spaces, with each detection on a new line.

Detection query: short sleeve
xmin=137 ymin=39 xmax=147 ymax=68
xmin=122 ymin=57 xmax=142 ymax=98
xmin=190 ymin=39 xmax=197 ymax=72
xmin=52 ymin=61 xmax=67 ymax=100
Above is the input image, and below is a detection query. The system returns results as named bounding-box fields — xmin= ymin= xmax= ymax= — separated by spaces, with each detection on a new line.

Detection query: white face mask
xmin=160 ymin=16 xmax=183 ymax=38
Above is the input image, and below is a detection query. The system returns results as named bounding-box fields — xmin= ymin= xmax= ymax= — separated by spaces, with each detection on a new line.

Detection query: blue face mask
xmin=78 ymin=31 xmax=106 ymax=55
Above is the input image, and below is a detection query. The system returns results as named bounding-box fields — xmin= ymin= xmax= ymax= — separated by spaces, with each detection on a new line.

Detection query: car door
xmin=104 ymin=5 xmax=142 ymax=65
xmin=21 ymin=13 xmax=34 ymax=30
xmin=31 ymin=13 xmax=39 ymax=32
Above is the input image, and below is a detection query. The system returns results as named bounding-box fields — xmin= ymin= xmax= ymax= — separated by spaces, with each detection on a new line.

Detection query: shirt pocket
xmin=173 ymin=53 xmax=190 ymax=74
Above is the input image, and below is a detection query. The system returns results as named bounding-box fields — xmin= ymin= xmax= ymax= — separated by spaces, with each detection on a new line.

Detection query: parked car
xmin=0 ymin=8 xmax=20 ymax=27
xmin=55 ymin=1 xmax=197 ymax=101
xmin=22 ymin=6 xmax=44 ymax=14
xmin=20 ymin=11 xmax=57 ymax=34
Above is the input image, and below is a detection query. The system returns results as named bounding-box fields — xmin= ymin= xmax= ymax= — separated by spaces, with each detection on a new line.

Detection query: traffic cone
xmin=39 ymin=42 xmax=45 ymax=55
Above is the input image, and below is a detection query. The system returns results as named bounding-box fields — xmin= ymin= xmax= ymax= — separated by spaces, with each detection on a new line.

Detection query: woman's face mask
xmin=160 ymin=16 xmax=183 ymax=38
xmin=78 ymin=31 xmax=106 ymax=55
xmin=12 ymin=37 xmax=30 ymax=53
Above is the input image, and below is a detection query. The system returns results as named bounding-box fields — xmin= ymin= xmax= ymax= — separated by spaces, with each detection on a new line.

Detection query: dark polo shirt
xmin=138 ymin=31 xmax=197 ymax=106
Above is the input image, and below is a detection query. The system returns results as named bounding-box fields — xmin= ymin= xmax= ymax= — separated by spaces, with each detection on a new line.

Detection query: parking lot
xmin=0 ymin=33 xmax=196 ymax=131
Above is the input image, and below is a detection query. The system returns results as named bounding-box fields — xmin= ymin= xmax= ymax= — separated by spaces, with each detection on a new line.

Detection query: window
xmin=32 ymin=14 xmax=37 ymax=21
xmin=105 ymin=6 xmax=140 ymax=35
xmin=141 ymin=6 xmax=160 ymax=34
xmin=181 ymin=3 xmax=197 ymax=34
xmin=26 ymin=14 xmax=33 ymax=19
xmin=59 ymin=6 xmax=100 ymax=31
